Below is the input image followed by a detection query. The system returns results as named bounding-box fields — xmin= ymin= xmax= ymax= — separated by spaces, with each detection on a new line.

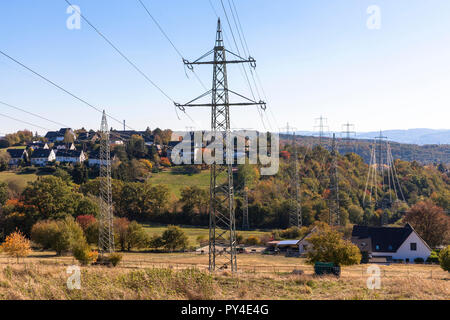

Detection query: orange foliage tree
xmin=0 ymin=230 xmax=31 ymax=263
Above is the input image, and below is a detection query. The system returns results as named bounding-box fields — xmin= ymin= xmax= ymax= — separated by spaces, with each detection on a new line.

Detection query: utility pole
xmin=99 ymin=110 xmax=114 ymax=255
xmin=314 ymin=116 xmax=329 ymax=146
xmin=123 ymin=120 xmax=126 ymax=132
xmin=328 ymin=133 xmax=340 ymax=226
xmin=242 ymin=182 xmax=249 ymax=230
xmin=176 ymin=19 xmax=265 ymax=272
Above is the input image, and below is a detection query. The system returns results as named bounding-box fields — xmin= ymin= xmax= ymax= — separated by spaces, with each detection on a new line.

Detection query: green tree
xmin=126 ymin=221 xmax=150 ymax=251
xmin=306 ymin=224 xmax=361 ymax=266
xmin=0 ymin=181 xmax=8 ymax=206
xmin=180 ymin=186 xmax=208 ymax=215
xmin=22 ymin=176 xmax=78 ymax=219
xmin=439 ymin=245 xmax=450 ymax=272
xmin=161 ymin=226 xmax=188 ymax=252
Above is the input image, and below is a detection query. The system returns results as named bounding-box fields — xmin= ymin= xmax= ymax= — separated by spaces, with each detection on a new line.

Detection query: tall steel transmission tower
xmin=328 ymin=133 xmax=340 ymax=226
xmin=314 ymin=116 xmax=329 ymax=146
xmin=176 ymin=19 xmax=265 ymax=272
xmin=98 ymin=110 xmax=115 ymax=254
xmin=341 ymin=122 xmax=356 ymax=152
xmin=280 ymin=123 xmax=302 ymax=228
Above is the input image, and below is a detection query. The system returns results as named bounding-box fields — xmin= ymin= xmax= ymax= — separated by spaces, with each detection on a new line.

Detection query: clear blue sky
xmin=1 ymin=0 xmax=450 ymax=135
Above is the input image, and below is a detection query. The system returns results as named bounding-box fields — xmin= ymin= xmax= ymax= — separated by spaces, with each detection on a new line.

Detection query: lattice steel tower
xmin=176 ymin=19 xmax=265 ymax=272
xmin=98 ymin=110 xmax=114 ymax=254
xmin=328 ymin=133 xmax=340 ymax=226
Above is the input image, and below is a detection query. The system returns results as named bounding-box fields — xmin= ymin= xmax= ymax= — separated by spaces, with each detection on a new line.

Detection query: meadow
xmin=146 ymin=169 xmax=210 ymax=197
xmin=0 ymin=251 xmax=448 ymax=300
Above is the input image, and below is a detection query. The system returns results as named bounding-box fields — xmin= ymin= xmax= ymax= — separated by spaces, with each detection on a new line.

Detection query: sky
xmin=0 ymin=0 xmax=450 ymax=136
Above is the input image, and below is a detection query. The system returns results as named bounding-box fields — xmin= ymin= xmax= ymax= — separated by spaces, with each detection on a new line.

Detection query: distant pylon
xmin=279 ymin=123 xmax=302 ymax=228
xmin=328 ymin=133 xmax=340 ymax=226
xmin=99 ymin=110 xmax=115 ymax=254
xmin=314 ymin=116 xmax=329 ymax=146
xmin=341 ymin=122 xmax=356 ymax=152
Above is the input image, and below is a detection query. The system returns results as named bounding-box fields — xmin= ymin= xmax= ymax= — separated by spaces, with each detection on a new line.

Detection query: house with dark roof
xmin=351 ymin=223 xmax=431 ymax=263
xmin=45 ymin=128 xmax=76 ymax=143
xmin=27 ymin=141 xmax=49 ymax=150
xmin=31 ymin=149 xmax=56 ymax=166
xmin=44 ymin=131 xmax=59 ymax=143
xmin=53 ymin=142 xmax=76 ymax=151
xmin=55 ymin=150 xmax=86 ymax=164
xmin=87 ymin=151 xmax=117 ymax=167
xmin=7 ymin=149 xmax=28 ymax=166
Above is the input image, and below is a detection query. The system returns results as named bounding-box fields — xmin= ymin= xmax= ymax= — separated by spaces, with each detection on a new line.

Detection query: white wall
xmin=372 ymin=231 xmax=431 ymax=261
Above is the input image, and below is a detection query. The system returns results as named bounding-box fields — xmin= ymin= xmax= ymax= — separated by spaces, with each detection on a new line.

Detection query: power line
xmin=0 ymin=49 xmax=132 ymax=130
xmin=0 ymin=100 xmax=70 ymax=128
xmin=64 ymin=0 xmax=174 ymax=104
xmin=0 ymin=112 xmax=50 ymax=131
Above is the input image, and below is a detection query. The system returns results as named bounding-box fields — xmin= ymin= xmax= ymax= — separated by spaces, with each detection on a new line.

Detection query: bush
xmin=244 ymin=236 xmax=261 ymax=246
xmin=439 ymin=245 xmax=450 ymax=272
xmin=426 ymin=251 xmax=440 ymax=264
xmin=414 ymin=257 xmax=424 ymax=264
xmin=108 ymin=252 xmax=123 ymax=267
xmin=126 ymin=221 xmax=150 ymax=251
xmin=161 ymin=226 xmax=188 ymax=252
xmin=306 ymin=225 xmax=361 ymax=266
xmin=72 ymin=241 xmax=98 ymax=265
xmin=31 ymin=217 xmax=87 ymax=255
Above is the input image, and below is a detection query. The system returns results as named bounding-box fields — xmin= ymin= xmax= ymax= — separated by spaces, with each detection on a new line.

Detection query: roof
xmin=55 ymin=150 xmax=83 ymax=158
xmin=7 ymin=149 xmax=26 ymax=158
xmin=278 ymin=240 xmax=300 ymax=246
xmin=45 ymin=131 xmax=58 ymax=139
xmin=31 ymin=149 xmax=53 ymax=158
xmin=352 ymin=224 xmax=414 ymax=253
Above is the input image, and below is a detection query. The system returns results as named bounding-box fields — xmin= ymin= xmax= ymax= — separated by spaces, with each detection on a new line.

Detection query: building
xmin=53 ymin=142 xmax=76 ymax=151
xmin=27 ymin=141 xmax=49 ymax=150
xmin=7 ymin=149 xmax=28 ymax=166
xmin=55 ymin=150 xmax=86 ymax=164
xmin=45 ymin=128 xmax=76 ymax=143
xmin=298 ymin=227 xmax=319 ymax=255
xmin=87 ymin=151 xmax=117 ymax=167
xmin=31 ymin=149 xmax=56 ymax=166
xmin=351 ymin=223 xmax=432 ymax=263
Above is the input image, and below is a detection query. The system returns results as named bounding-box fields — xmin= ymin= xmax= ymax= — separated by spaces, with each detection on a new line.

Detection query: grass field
xmin=0 ymin=251 xmax=448 ymax=300
xmin=143 ymin=224 xmax=272 ymax=247
xmin=147 ymin=169 xmax=210 ymax=197
xmin=0 ymin=171 xmax=39 ymax=191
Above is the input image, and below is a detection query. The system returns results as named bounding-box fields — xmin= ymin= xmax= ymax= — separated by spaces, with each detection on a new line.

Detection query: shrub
xmin=426 ymin=251 xmax=440 ymax=264
xmin=161 ymin=226 xmax=188 ymax=252
xmin=84 ymin=221 xmax=99 ymax=245
xmin=439 ymin=245 xmax=450 ymax=272
xmin=108 ymin=252 xmax=123 ymax=267
xmin=0 ymin=230 xmax=31 ymax=262
xmin=31 ymin=217 xmax=86 ymax=255
xmin=244 ymin=236 xmax=261 ymax=246
xmin=31 ymin=220 xmax=60 ymax=250
xmin=414 ymin=257 xmax=424 ymax=264
xmin=72 ymin=241 xmax=98 ymax=265
xmin=126 ymin=221 xmax=150 ymax=251
xmin=306 ymin=224 xmax=361 ymax=266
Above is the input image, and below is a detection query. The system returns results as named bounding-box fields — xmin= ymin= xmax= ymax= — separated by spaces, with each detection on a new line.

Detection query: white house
xmin=31 ymin=149 xmax=56 ymax=166
xmin=298 ymin=226 xmax=318 ymax=255
xmin=87 ymin=151 xmax=117 ymax=167
xmin=55 ymin=150 xmax=86 ymax=164
xmin=351 ymin=223 xmax=431 ymax=263
xmin=7 ymin=149 xmax=28 ymax=166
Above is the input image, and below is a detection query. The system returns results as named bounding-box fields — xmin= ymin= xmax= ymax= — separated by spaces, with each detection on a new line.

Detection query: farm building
xmin=351 ymin=223 xmax=432 ymax=263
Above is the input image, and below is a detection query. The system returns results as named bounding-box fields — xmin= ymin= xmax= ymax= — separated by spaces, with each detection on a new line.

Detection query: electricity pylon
xmin=328 ymin=133 xmax=340 ymax=226
xmin=176 ymin=19 xmax=265 ymax=272
xmin=314 ymin=116 xmax=329 ymax=146
xmin=341 ymin=122 xmax=356 ymax=153
xmin=98 ymin=110 xmax=114 ymax=254
xmin=280 ymin=123 xmax=302 ymax=228
xmin=242 ymin=182 xmax=249 ymax=230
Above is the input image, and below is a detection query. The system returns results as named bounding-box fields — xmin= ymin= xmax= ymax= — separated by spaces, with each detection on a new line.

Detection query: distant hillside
xmin=292 ymin=129 xmax=450 ymax=145
xmin=281 ymin=135 xmax=450 ymax=164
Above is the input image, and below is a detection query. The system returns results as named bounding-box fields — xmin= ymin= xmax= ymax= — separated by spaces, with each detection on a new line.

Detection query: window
xmin=410 ymin=243 xmax=417 ymax=251
xmin=388 ymin=245 xmax=393 ymax=251
xmin=375 ymin=245 xmax=380 ymax=250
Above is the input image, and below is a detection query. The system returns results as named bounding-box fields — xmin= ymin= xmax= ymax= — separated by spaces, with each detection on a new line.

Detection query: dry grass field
xmin=0 ymin=251 xmax=448 ymax=300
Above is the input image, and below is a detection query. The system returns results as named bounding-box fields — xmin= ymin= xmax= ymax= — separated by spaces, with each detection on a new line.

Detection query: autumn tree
xmin=180 ymin=186 xmax=208 ymax=215
xmin=0 ymin=181 xmax=8 ymax=206
xmin=439 ymin=245 xmax=450 ymax=272
xmin=405 ymin=201 xmax=450 ymax=247
xmin=161 ymin=226 xmax=188 ymax=252
xmin=0 ymin=230 xmax=31 ymax=262
xmin=306 ymin=224 xmax=361 ymax=266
